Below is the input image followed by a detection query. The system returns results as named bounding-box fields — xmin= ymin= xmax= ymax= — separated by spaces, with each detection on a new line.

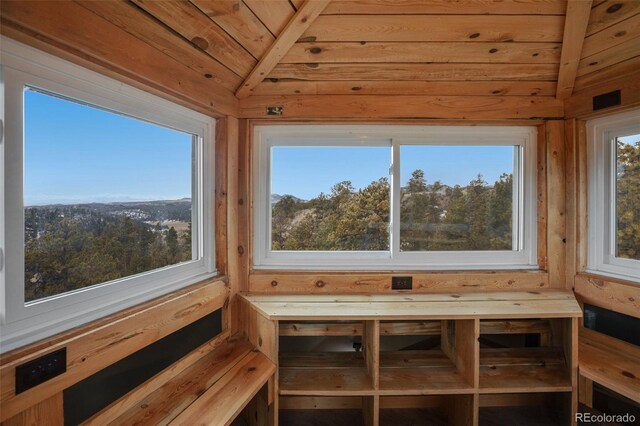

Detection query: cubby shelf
xmin=479 ymin=347 xmax=572 ymax=393
xmin=241 ymin=290 xmax=582 ymax=426
xmin=279 ymin=352 xmax=375 ymax=395
xmin=379 ymin=350 xmax=473 ymax=394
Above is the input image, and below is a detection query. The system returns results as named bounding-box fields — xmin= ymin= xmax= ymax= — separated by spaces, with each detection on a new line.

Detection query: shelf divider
xmin=364 ymin=320 xmax=380 ymax=390
xmin=363 ymin=395 xmax=379 ymax=426
xmin=455 ymin=319 xmax=480 ymax=389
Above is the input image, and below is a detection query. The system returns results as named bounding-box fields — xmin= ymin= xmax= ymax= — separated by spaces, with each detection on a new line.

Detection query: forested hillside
xmin=24 ymin=200 xmax=191 ymax=301
xmin=271 ymin=169 xmax=514 ymax=252
xmin=272 ymin=139 xmax=640 ymax=258
xmin=617 ymin=139 xmax=640 ymax=260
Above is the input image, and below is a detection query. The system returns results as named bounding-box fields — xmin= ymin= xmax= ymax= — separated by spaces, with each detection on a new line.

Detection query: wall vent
xmin=593 ymin=90 xmax=621 ymax=111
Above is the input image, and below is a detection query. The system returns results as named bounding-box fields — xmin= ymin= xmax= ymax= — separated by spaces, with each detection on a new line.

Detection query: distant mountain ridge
xmin=27 ymin=198 xmax=192 ymax=223
xmin=271 ymin=194 xmax=304 ymax=204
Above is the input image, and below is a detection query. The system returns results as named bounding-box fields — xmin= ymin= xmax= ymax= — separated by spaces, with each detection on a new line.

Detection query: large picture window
xmin=1 ymin=38 xmax=216 ymax=352
xmin=587 ymin=109 xmax=640 ymax=281
xmin=253 ymin=125 xmax=537 ymax=270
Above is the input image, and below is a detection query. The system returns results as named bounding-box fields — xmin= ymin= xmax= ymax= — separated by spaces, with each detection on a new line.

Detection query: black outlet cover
xmin=392 ymin=276 xmax=412 ymax=290
xmin=16 ymin=348 xmax=66 ymax=394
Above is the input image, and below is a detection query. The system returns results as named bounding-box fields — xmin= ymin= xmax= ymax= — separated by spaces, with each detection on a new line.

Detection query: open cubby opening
xmin=479 ymin=318 xmax=572 ymax=393
xmin=379 ymin=320 xmax=477 ymax=393
xmin=278 ymin=321 xmax=377 ymax=395
xmin=279 ymin=396 xmax=374 ymax=426
xmin=479 ymin=392 xmax=571 ymax=426
xmin=379 ymin=394 xmax=475 ymax=426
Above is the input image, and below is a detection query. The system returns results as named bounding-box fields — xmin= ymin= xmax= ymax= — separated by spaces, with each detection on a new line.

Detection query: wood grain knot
xmin=271 ymin=280 xmax=278 ymax=287
xmin=191 ymin=37 xmax=209 ymax=50
xmin=315 ymin=280 xmax=326 ymax=288
xmin=204 ymin=73 xmax=213 ymax=79
xmin=309 ymin=47 xmax=322 ymax=54
xmin=469 ymin=33 xmax=480 ymax=39
xmin=606 ymin=3 xmax=623 ymax=13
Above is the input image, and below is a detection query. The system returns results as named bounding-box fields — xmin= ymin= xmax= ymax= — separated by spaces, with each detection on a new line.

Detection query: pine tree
xmin=616 ymin=140 xmax=640 ymax=259
xmin=489 ymin=173 xmax=513 ymax=250
xmin=466 ymin=174 xmax=490 ymax=250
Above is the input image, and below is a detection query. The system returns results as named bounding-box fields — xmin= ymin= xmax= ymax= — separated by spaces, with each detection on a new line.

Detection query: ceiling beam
xmin=235 ymin=0 xmax=330 ymax=99
xmin=556 ymin=0 xmax=593 ymax=99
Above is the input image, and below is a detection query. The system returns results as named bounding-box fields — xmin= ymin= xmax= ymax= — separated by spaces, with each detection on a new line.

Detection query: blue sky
xmin=272 ymin=145 xmax=514 ymax=200
xmin=619 ymin=135 xmax=639 ymax=145
xmin=25 ymin=88 xmax=515 ymax=205
xmin=24 ymin=89 xmax=193 ymax=206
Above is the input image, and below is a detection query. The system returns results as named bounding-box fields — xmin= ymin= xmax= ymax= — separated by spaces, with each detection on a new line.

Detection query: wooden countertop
xmin=239 ymin=290 xmax=582 ymax=320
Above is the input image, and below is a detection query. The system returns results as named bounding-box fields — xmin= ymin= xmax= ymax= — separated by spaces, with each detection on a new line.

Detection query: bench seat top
xmin=579 ymin=327 xmax=640 ymax=404
xmin=240 ymin=290 xmax=582 ymax=320
xmin=86 ymin=337 xmax=275 ymax=426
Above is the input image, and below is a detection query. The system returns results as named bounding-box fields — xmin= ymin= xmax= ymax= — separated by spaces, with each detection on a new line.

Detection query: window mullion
xmin=391 ymin=140 xmax=401 ymax=259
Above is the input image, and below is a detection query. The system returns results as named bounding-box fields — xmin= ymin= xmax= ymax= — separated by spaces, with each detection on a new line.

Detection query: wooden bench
xmin=579 ymin=327 xmax=640 ymax=405
xmin=84 ymin=335 xmax=276 ymax=426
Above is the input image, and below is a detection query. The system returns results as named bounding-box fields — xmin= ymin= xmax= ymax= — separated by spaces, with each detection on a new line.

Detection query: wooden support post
xmin=546 ymin=120 xmax=567 ymax=288
xmin=363 ymin=395 xmax=379 ymax=426
xmin=575 ymin=121 xmax=588 ymax=273
xmin=537 ymin=124 xmax=548 ymax=271
xmin=244 ymin=304 xmax=279 ymax=426
xmin=455 ymin=320 xmax=479 ymax=389
xmin=224 ymin=116 xmax=242 ymax=334
xmin=564 ymin=118 xmax=578 ymax=290
xmin=578 ymin=375 xmax=594 ymax=408
xmin=363 ymin=320 xmax=380 ymax=390
xmin=567 ymin=317 xmax=579 ymax=426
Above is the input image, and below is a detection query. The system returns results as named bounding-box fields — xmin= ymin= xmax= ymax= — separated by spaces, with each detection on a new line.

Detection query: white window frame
xmin=0 ymin=37 xmax=216 ymax=353
xmin=253 ymin=125 xmax=537 ymax=270
xmin=587 ymin=109 xmax=640 ymax=282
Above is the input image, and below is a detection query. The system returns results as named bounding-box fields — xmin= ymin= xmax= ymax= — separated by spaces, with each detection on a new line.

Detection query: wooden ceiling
xmin=1 ymin=0 xmax=639 ymax=117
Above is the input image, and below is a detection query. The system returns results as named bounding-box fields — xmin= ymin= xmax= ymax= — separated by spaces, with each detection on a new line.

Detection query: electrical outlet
xmin=16 ymin=348 xmax=66 ymax=394
xmin=392 ymin=276 xmax=412 ymax=290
